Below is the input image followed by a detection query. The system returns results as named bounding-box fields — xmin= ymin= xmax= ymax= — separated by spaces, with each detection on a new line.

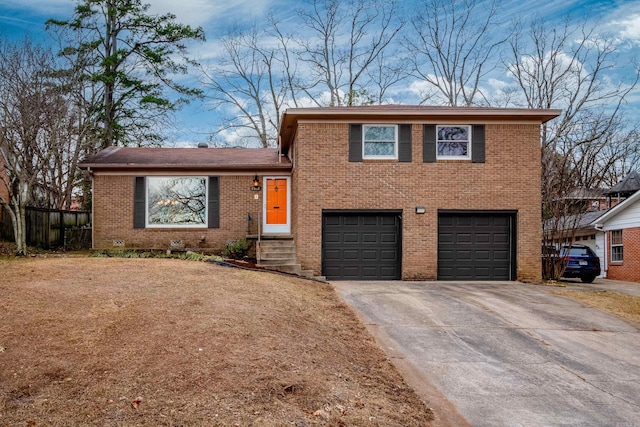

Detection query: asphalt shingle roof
xmin=79 ymin=147 xmax=291 ymax=171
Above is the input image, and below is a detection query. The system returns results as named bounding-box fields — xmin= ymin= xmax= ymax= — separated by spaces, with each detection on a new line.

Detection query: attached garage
xmin=438 ymin=211 xmax=517 ymax=280
xmin=322 ymin=211 xmax=401 ymax=280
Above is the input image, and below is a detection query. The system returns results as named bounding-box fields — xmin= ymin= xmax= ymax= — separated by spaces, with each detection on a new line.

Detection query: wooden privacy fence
xmin=0 ymin=207 xmax=91 ymax=250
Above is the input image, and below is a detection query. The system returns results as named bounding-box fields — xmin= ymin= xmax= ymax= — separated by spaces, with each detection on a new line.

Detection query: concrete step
xmin=259 ymin=250 xmax=296 ymax=260
xmin=258 ymin=258 xmax=298 ymax=267
xmin=262 ymin=264 xmax=302 ymax=275
xmin=259 ymin=241 xmax=295 ymax=250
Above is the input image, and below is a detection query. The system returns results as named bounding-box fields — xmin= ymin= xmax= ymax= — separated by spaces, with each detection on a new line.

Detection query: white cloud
xmin=612 ymin=13 xmax=640 ymax=44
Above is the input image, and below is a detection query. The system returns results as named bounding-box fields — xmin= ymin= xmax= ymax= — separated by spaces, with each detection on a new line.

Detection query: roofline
xmin=78 ymin=163 xmax=292 ymax=171
xmin=591 ymin=190 xmax=640 ymax=226
xmin=278 ymin=106 xmax=562 ymax=152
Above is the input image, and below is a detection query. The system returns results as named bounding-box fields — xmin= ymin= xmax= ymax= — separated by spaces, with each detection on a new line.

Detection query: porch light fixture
xmin=251 ymin=175 xmax=262 ymax=191
xmin=415 ymin=206 xmax=426 ymax=214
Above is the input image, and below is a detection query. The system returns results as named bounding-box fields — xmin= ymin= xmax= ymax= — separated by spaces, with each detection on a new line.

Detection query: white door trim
xmin=263 ymin=176 xmax=291 ymax=234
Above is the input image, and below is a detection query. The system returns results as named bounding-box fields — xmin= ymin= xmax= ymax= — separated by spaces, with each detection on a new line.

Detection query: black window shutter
xmin=423 ymin=125 xmax=436 ymax=163
xmin=398 ymin=124 xmax=412 ymax=162
xmin=208 ymin=176 xmax=220 ymax=229
xmin=472 ymin=124 xmax=486 ymax=163
xmin=349 ymin=124 xmax=363 ymax=162
xmin=133 ymin=176 xmax=146 ymax=229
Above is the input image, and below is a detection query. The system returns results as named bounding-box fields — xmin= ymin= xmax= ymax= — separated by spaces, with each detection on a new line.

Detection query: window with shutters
xmin=363 ymin=125 xmax=397 ymax=159
xmin=437 ymin=125 xmax=471 ymax=160
xmin=146 ymin=177 xmax=207 ymax=227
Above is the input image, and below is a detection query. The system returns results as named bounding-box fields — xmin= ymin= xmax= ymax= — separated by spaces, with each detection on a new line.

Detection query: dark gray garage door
xmin=322 ymin=211 xmax=401 ymax=280
xmin=438 ymin=212 xmax=516 ymax=280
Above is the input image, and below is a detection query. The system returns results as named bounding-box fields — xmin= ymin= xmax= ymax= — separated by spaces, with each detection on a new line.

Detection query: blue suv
xmin=560 ymin=244 xmax=601 ymax=283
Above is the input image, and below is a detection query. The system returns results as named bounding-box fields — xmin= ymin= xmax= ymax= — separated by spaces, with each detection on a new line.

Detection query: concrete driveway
xmin=333 ymin=281 xmax=640 ymax=427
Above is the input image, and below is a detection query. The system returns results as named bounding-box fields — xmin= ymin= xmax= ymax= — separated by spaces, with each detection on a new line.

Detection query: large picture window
xmin=363 ymin=125 xmax=397 ymax=159
xmin=611 ymin=229 xmax=623 ymax=262
xmin=147 ymin=177 xmax=207 ymax=227
xmin=437 ymin=125 xmax=471 ymax=159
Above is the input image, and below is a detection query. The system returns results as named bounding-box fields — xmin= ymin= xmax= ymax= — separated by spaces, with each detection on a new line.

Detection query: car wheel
xmin=581 ymin=275 xmax=596 ymax=283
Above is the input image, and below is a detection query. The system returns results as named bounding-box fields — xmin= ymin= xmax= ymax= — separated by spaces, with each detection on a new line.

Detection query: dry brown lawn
xmin=0 ymin=256 xmax=434 ymax=426
xmin=552 ymin=288 xmax=640 ymax=325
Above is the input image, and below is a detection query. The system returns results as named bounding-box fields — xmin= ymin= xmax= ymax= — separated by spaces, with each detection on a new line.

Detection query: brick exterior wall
xmin=291 ymin=122 xmax=542 ymax=281
xmin=606 ymin=227 xmax=640 ymax=282
xmin=92 ymin=174 xmax=262 ymax=253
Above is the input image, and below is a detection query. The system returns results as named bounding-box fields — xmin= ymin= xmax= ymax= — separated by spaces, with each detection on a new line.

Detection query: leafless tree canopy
xmin=505 ymin=19 xmax=640 ymax=278
xmin=406 ymin=0 xmax=508 ymax=106
xmin=0 ymin=40 xmax=77 ymax=254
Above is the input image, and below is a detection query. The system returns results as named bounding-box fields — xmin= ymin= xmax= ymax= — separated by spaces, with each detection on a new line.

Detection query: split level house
xmin=79 ymin=105 xmax=560 ymax=281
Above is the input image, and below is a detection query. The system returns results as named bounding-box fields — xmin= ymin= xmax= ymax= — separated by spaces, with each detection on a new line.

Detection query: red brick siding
xmin=291 ymin=122 xmax=542 ymax=281
xmin=607 ymin=227 xmax=640 ymax=282
xmin=92 ymin=174 xmax=261 ymax=253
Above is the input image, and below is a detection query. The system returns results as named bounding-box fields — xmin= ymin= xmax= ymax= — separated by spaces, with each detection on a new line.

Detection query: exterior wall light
xmin=415 ymin=206 xmax=426 ymax=214
xmin=251 ymin=175 xmax=262 ymax=191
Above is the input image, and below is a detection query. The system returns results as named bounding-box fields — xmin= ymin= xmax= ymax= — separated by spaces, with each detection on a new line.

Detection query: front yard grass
xmin=0 ymin=256 xmax=434 ymax=426
xmin=552 ymin=288 xmax=640 ymax=324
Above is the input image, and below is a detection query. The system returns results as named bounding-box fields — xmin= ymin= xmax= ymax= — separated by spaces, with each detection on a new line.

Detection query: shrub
xmin=222 ymin=238 xmax=252 ymax=259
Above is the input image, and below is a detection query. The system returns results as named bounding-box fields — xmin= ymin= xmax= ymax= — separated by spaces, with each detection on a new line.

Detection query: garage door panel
xmin=381 ymin=216 xmax=397 ymax=226
xmin=457 ymin=233 xmax=473 ymax=244
xmin=380 ymin=233 xmax=398 ymax=244
xmin=438 ymin=212 xmax=514 ymax=280
xmin=362 ymin=216 xmax=378 ymax=226
xmin=380 ymin=249 xmax=397 ymax=261
xmin=323 ymin=212 xmax=401 ymax=280
xmin=476 ymin=233 xmax=490 ymax=244
xmin=324 ymin=249 xmax=341 ymax=260
xmin=343 ymin=249 xmax=360 ymax=260
xmin=343 ymin=216 xmax=359 ymax=226
xmin=494 ymin=233 xmax=509 ymax=244
xmin=494 ymin=250 xmax=510 ymax=261
xmin=361 ymin=250 xmax=378 ymax=260
xmin=344 ymin=233 xmax=360 ymax=243
xmin=362 ymin=233 xmax=378 ymax=243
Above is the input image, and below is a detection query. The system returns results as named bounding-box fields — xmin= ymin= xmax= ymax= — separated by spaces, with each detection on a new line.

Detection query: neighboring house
xmin=591 ymin=189 xmax=640 ymax=282
xmin=547 ymin=210 xmax=609 ymax=278
xmin=80 ymin=105 xmax=560 ymax=281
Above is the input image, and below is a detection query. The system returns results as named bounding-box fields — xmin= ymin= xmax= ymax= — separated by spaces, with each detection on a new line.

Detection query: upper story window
xmin=146 ymin=177 xmax=207 ymax=227
xmin=363 ymin=125 xmax=398 ymax=159
xmin=611 ymin=229 xmax=623 ymax=262
xmin=437 ymin=125 xmax=471 ymax=160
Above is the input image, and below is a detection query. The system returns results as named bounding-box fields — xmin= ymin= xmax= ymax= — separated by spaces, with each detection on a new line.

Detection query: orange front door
xmin=266 ymin=178 xmax=287 ymax=225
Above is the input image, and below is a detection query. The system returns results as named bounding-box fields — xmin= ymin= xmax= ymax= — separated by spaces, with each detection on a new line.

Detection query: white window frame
xmin=146 ymin=176 xmax=208 ymax=228
xmin=362 ymin=124 xmax=398 ymax=160
xmin=611 ymin=229 xmax=623 ymax=262
xmin=436 ymin=125 xmax=472 ymax=160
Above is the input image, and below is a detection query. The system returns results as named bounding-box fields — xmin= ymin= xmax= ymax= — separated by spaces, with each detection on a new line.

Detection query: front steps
xmin=256 ymin=236 xmax=317 ymax=278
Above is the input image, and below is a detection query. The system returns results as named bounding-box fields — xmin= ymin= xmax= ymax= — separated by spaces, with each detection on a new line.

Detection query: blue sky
xmin=1 ymin=0 xmax=639 ymax=146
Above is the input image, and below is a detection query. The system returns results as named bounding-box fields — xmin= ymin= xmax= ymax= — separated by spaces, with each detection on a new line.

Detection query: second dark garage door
xmin=322 ymin=211 xmax=401 ymax=280
xmin=438 ymin=211 xmax=516 ymax=280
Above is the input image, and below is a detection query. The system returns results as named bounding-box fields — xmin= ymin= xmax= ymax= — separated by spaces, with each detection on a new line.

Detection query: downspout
xmin=595 ymin=223 xmax=606 ymax=278
xmin=278 ymin=135 xmax=282 ymax=163
xmin=88 ymin=167 xmax=94 ymax=250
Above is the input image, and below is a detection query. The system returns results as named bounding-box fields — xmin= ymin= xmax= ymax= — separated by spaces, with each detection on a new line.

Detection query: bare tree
xmin=295 ymin=0 xmax=404 ymax=106
xmin=0 ymin=40 xmax=69 ymax=254
xmin=201 ymin=24 xmax=292 ymax=148
xmin=406 ymin=0 xmax=509 ymax=106
xmin=506 ymin=19 xmax=640 ymax=279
